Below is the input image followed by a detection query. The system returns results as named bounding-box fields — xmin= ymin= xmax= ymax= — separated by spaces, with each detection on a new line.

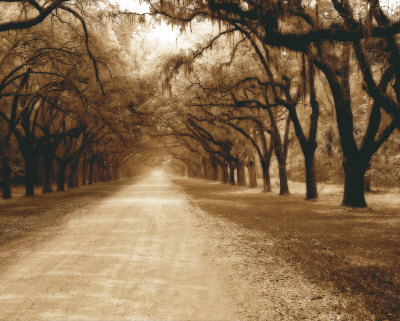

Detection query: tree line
xmin=148 ymin=0 xmax=400 ymax=207
xmin=1 ymin=1 xmax=399 ymax=209
xmin=0 ymin=1 xmax=152 ymax=199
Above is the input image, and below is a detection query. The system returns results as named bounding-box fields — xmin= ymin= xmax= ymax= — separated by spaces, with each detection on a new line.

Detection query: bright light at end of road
xmin=152 ymin=170 xmax=164 ymax=177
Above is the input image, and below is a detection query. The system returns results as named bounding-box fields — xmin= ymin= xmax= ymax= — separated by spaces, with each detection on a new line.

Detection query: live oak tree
xmin=165 ymin=43 xmax=294 ymax=194
xmin=148 ymin=0 xmax=400 ymax=207
xmin=0 ymin=4 xmax=97 ymax=197
xmin=0 ymin=2 xmax=157 ymax=198
xmin=2 ymin=0 xmax=399 ymax=206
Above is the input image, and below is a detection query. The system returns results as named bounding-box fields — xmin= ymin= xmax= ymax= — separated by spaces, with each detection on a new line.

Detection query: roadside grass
xmin=0 ymin=178 xmax=138 ymax=248
xmin=175 ymin=177 xmax=400 ymax=321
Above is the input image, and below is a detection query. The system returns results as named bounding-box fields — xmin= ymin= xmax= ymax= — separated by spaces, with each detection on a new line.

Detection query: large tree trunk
xmin=268 ymin=109 xmax=291 ymax=196
xmin=104 ymin=166 xmax=110 ymax=181
xmin=93 ymin=163 xmax=99 ymax=183
xmin=364 ymin=174 xmax=371 ymax=192
xmin=57 ymin=161 xmax=67 ymax=192
xmin=98 ymin=166 xmax=105 ymax=182
xmin=304 ymin=152 xmax=318 ymax=200
xmin=278 ymin=162 xmax=290 ymax=196
xmin=34 ymin=159 xmax=41 ymax=187
xmin=24 ymin=155 xmax=35 ymax=196
xmin=229 ymin=163 xmax=236 ymax=185
xmin=342 ymin=161 xmax=367 ymax=207
xmin=1 ymin=155 xmax=12 ymax=199
xmin=73 ymin=161 xmax=79 ymax=187
xmin=221 ymin=164 xmax=229 ymax=184
xmin=261 ymin=160 xmax=271 ymax=193
xmin=67 ymin=162 xmax=76 ymax=188
xmin=328 ymin=46 xmax=367 ymax=207
xmin=210 ymin=159 xmax=218 ymax=181
xmin=247 ymin=160 xmax=257 ymax=188
xmin=106 ymin=166 xmax=111 ymax=181
xmin=88 ymin=161 xmax=94 ymax=185
xmin=237 ymin=160 xmax=246 ymax=186
xmin=82 ymin=161 xmax=87 ymax=186
xmin=42 ymin=152 xmax=53 ymax=194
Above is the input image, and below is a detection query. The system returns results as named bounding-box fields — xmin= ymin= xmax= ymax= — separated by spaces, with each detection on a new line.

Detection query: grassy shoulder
xmin=174 ymin=177 xmax=400 ymax=321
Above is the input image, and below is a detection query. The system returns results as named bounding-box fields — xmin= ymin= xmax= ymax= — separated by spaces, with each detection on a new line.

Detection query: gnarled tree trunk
xmin=42 ymin=151 xmax=54 ymax=194
xmin=221 ymin=163 xmax=229 ymax=184
xmin=93 ymin=163 xmax=99 ymax=183
xmin=237 ymin=160 xmax=246 ymax=186
xmin=277 ymin=162 xmax=289 ymax=196
xmin=342 ymin=160 xmax=368 ymax=207
xmin=67 ymin=162 xmax=76 ymax=188
xmin=1 ymin=154 xmax=12 ymax=199
xmin=210 ymin=157 xmax=218 ymax=181
xmin=229 ymin=163 xmax=236 ymax=185
xmin=247 ymin=159 xmax=257 ymax=188
xmin=82 ymin=160 xmax=87 ymax=185
xmin=88 ymin=161 xmax=94 ymax=185
xmin=57 ymin=161 xmax=68 ymax=192
xmin=261 ymin=160 xmax=271 ymax=193
xmin=304 ymin=151 xmax=318 ymax=200
xmin=24 ymin=155 xmax=35 ymax=196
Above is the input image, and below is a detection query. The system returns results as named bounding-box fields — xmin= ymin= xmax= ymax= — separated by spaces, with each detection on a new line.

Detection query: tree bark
xmin=73 ymin=161 xmax=79 ymax=187
xmin=82 ymin=161 xmax=87 ymax=185
xmin=1 ymin=155 xmax=12 ymax=199
xmin=104 ymin=166 xmax=110 ymax=181
xmin=67 ymin=162 xmax=76 ymax=188
xmin=57 ymin=161 xmax=67 ymax=192
xmin=210 ymin=158 xmax=218 ymax=180
xmin=247 ymin=159 xmax=257 ymax=188
xmin=278 ymin=162 xmax=289 ymax=196
xmin=88 ymin=161 xmax=94 ymax=185
xmin=237 ymin=160 xmax=246 ymax=186
xmin=342 ymin=160 xmax=367 ymax=207
xmin=93 ymin=163 xmax=99 ymax=183
xmin=364 ymin=174 xmax=371 ymax=192
xmin=34 ymin=158 xmax=41 ymax=187
xmin=261 ymin=160 xmax=271 ymax=193
xmin=304 ymin=152 xmax=318 ymax=199
xmin=268 ymin=110 xmax=291 ymax=196
xmin=98 ymin=166 xmax=102 ymax=181
xmin=41 ymin=152 xmax=53 ymax=194
xmin=221 ymin=164 xmax=229 ymax=184
xmin=229 ymin=163 xmax=236 ymax=185
xmin=24 ymin=156 xmax=35 ymax=196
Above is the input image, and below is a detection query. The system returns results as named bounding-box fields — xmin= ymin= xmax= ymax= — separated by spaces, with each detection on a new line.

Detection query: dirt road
xmin=0 ymin=175 xmax=239 ymax=320
xmin=0 ymin=174 xmax=354 ymax=320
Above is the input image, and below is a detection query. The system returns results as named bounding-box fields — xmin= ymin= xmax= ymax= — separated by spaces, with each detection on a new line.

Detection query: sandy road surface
xmin=0 ymin=174 xmax=356 ymax=321
xmin=0 ymin=175 xmax=237 ymax=320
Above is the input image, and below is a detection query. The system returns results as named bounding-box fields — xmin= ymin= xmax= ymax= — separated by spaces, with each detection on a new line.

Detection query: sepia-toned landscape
xmin=0 ymin=0 xmax=399 ymax=320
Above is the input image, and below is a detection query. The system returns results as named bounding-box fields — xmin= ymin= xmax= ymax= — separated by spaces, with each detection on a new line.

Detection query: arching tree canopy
xmin=0 ymin=0 xmax=399 ymax=209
